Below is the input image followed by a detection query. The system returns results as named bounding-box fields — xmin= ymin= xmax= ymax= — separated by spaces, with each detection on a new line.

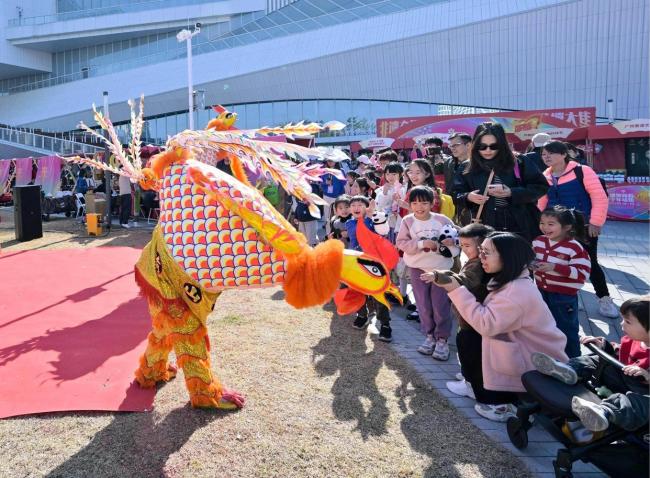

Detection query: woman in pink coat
xmin=433 ymin=232 xmax=568 ymax=422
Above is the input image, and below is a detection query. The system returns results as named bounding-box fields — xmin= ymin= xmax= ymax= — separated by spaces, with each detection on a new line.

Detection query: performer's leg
xmin=170 ymin=310 xmax=244 ymax=410
xmin=134 ymin=296 xmax=177 ymax=387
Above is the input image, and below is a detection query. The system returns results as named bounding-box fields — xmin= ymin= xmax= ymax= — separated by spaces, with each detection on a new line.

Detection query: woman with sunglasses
xmin=452 ymin=123 xmax=549 ymax=241
xmin=536 ymin=140 xmax=618 ymax=319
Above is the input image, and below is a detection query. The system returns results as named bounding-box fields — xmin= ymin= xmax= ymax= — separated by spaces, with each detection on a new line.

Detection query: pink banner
xmin=14 ymin=158 xmax=33 ymax=186
xmin=0 ymin=160 xmax=11 ymax=194
xmin=34 ymin=156 xmax=62 ymax=195
xmin=606 ymin=183 xmax=650 ymax=222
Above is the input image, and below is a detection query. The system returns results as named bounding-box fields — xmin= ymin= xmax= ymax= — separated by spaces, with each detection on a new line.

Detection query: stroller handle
xmin=585 ymin=342 xmax=625 ymax=370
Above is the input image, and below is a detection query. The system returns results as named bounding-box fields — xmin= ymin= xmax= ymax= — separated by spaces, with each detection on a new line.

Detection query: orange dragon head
xmin=333 ymin=219 xmax=402 ymax=315
xmin=206 ymin=105 xmax=238 ymax=131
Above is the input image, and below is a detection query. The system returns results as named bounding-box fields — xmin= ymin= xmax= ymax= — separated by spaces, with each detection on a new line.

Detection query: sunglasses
xmin=478 ymin=143 xmax=499 ymax=151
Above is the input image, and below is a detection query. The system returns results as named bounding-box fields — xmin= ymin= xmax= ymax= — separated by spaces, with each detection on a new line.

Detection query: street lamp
xmin=177 ymin=23 xmax=201 ymax=130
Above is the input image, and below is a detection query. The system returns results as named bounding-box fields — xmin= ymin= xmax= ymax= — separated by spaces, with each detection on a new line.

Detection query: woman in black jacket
xmin=452 ymin=122 xmax=549 ymax=241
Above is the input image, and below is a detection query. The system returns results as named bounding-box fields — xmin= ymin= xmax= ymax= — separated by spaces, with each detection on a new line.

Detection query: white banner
xmin=359 ymin=137 xmax=394 ymax=149
xmin=513 ymin=128 xmax=575 ymax=141
xmin=612 ymin=119 xmax=650 ymax=135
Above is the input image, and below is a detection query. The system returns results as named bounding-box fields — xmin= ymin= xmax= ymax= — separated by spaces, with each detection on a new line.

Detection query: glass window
xmin=370 ymin=3 xmax=402 ymax=14
xmin=166 ymin=115 xmax=176 ymax=137
xmin=408 ymin=102 xmax=431 ymax=117
xmin=177 ymin=112 xmax=188 ymax=133
xmin=318 ymin=100 xmax=336 ymax=124
xmin=335 ymin=99 xmax=352 ymax=124
xmin=351 ymin=100 xmax=372 ymax=135
xmin=370 ymin=100 xmax=391 ymax=124
xmin=272 ymin=101 xmax=288 ymax=126
xmin=287 ymin=101 xmax=302 ymax=123
xmin=295 ymin=2 xmax=325 ymax=17
xmin=389 ymin=101 xmax=411 ymax=118
xmin=245 ymin=103 xmax=260 ymax=129
xmin=282 ymin=6 xmax=309 ymax=21
xmin=312 ymin=0 xmax=343 ymax=14
xmin=197 ymin=108 xmax=210 ymax=129
xmin=276 ymin=21 xmax=304 ymax=34
xmin=259 ymin=103 xmax=273 ymax=127
xmin=302 ymin=101 xmax=317 ymax=123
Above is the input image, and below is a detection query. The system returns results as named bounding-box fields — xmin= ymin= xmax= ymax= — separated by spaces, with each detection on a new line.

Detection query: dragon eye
xmin=358 ymin=258 xmax=386 ymax=277
xmin=363 ymin=264 xmax=382 ymax=277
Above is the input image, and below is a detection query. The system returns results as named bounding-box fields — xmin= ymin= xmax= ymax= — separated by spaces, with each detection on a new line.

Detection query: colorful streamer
xmin=0 ymin=160 xmax=11 ymax=194
xmin=34 ymin=156 xmax=62 ymax=195
xmin=14 ymin=158 xmax=34 ymax=186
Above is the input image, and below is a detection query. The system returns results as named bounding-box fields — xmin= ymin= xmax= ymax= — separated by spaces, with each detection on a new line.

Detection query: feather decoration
xmin=62 ymin=97 xmax=146 ymax=182
xmin=128 ymin=95 xmax=145 ymax=171
xmin=246 ymin=120 xmax=346 ymax=140
xmin=168 ymin=128 xmax=345 ymax=214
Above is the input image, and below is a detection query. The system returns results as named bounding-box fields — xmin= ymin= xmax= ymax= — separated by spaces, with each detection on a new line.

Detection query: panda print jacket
xmin=396 ymin=213 xmax=460 ymax=271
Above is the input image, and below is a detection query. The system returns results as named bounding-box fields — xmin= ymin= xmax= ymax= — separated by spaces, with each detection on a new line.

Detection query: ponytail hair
xmin=541 ymin=205 xmax=586 ymax=242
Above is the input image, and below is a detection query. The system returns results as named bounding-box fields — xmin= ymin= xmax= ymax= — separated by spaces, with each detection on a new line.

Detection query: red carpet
xmin=0 ymin=247 xmax=155 ymax=418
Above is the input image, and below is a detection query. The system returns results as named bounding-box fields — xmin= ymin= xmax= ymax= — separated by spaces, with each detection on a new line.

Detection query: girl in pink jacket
xmin=537 ymin=141 xmax=617 ymax=319
xmin=433 ymin=232 xmax=568 ymax=422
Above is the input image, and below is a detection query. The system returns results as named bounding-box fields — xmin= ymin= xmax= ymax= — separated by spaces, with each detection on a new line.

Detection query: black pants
xmin=581 ymin=234 xmax=610 ymax=298
xmin=570 ymin=354 xmax=647 ymax=396
xmin=358 ymin=297 xmax=390 ymax=327
xmin=119 ymin=193 xmax=131 ymax=225
xmin=457 ymin=327 xmax=517 ymax=405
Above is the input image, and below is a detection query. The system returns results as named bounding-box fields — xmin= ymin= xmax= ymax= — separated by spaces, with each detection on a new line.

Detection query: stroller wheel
xmin=552 ymin=460 xmax=572 ymax=478
xmin=507 ymin=417 xmax=528 ymax=449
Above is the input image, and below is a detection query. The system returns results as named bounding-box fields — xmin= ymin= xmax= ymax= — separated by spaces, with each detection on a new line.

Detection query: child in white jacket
xmin=396 ymin=186 xmax=459 ymax=361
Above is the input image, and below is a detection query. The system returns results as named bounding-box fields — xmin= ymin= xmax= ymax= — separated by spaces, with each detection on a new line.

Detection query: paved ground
xmin=383 ymin=220 xmax=649 ymax=478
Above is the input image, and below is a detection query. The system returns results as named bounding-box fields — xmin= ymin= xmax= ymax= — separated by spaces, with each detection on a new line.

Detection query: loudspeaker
xmin=14 ymin=185 xmax=43 ymax=242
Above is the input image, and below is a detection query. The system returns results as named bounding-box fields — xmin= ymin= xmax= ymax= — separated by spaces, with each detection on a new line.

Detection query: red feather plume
xmin=356 ymin=219 xmax=399 ymax=271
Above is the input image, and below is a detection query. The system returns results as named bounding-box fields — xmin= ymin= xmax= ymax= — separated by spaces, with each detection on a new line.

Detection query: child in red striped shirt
xmin=533 ymin=206 xmax=591 ymax=357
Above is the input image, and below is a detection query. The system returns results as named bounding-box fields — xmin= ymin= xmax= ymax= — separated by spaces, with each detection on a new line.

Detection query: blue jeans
xmin=540 ymin=290 xmax=580 ymax=358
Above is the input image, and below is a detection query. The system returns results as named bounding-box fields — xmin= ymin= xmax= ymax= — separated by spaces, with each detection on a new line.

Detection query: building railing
xmin=0 ymin=126 xmax=103 ymax=155
xmin=4 ymin=0 xmax=438 ymax=94
xmin=9 ymin=0 xmax=225 ymax=27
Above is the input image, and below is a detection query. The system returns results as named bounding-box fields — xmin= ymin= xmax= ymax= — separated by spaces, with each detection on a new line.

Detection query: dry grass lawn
xmin=0 ymin=213 xmax=531 ymax=478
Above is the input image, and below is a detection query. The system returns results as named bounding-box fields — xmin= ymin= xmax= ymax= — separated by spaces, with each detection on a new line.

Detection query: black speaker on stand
xmin=14 ymin=185 xmax=43 ymax=242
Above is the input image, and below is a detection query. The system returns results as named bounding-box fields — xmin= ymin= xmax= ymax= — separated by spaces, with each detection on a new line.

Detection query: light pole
xmin=103 ymin=91 xmax=112 ymax=231
xmin=177 ymin=24 xmax=201 ymax=130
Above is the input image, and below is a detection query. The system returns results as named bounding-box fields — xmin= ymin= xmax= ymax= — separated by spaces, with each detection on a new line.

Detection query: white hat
xmin=313 ymin=146 xmax=349 ymax=162
xmin=357 ymin=154 xmax=371 ymax=164
xmin=531 ymin=132 xmax=552 ymax=147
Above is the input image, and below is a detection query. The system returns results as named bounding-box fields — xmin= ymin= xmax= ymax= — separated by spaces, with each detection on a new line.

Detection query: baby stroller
xmin=506 ymin=344 xmax=648 ymax=477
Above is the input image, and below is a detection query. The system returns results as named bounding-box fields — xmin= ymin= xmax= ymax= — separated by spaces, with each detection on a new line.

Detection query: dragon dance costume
xmin=66 ymin=100 xmax=401 ymax=410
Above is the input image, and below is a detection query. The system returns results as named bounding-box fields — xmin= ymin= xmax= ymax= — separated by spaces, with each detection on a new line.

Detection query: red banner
xmin=378 ymin=107 xmax=596 ymax=147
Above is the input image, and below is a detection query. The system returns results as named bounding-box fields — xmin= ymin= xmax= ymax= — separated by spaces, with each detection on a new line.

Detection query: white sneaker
xmin=598 ymin=296 xmax=619 ymax=318
xmin=446 ymin=379 xmax=476 ymax=399
xmin=417 ymin=337 xmax=435 ymax=355
xmin=455 ymin=372 xmax=464 ymax=381
xmin=368 ymin=317 xmax=380 ymax=335
xmin=120 ymin=223 xmax=131 ymax=229
xmin=531 ymin=352 xmax=578 ymax=385
xmin=432 ymin=339 xmax=450 ymax=361
xmin=571 ymin=396 xmax=609 ymax=432
xmin=474 ymin=403 xmax=517 ymax=422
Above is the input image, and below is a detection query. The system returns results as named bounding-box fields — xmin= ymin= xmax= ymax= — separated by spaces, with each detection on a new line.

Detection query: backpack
xmin=294 ymin=201 xmax=316 ymax=222
xmin=573 ymin=165 xmax=609 ymax=197
xmin=263 ymin=184 xmax=280 ymax=207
